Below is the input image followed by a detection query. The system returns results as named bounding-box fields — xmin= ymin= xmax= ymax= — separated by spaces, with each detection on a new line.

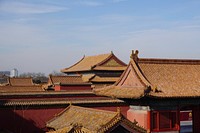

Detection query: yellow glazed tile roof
xmin=46 ymin=105 xmax=119 ymax=131
xmin=94 ymin=85 xmax=148 ymax=99
xmin=138 ymin=58 xmax=200 ymax=98
xmin=0 ymin=85 xmax=44 ymax=93
xmin=8 ymin=77 xmax=34 ymax=86
xmin=48 ymin=75 xmax=87 ymax=85
xmin=61 ymin=52 xmax=126 ymax=73
xmin=91 ymin=76 xmax=119 ymax=83
xmin=95 ymin=50 xmax=200 ymax=98
xmin=46 ymin=105 xmax=147 ymax=133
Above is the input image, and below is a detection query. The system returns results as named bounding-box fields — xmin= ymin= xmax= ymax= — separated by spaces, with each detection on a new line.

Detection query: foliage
xmin=19 ymin=72 xmax=48 ymax=84
xmin=50 ymin=70 xmax=66 ymax=76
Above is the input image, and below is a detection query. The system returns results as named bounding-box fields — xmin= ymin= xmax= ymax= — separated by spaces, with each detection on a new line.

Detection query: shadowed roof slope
xmin=61 ymin=52 xmax=127 ymax=73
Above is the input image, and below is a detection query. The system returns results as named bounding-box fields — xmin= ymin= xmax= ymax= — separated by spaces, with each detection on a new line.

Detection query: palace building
xmin=47 ymin=75 xmax=92 ymax=91
xmin=0 ymin=76 xmax=130 ymax=133
xmin=0 ymin=77 xmax=44 ymax=92
xmin=1 ymin=50 xmax=200 ymax=133
xmin=95 ymin=50 xmax=200 ymax=132
xmin=61 ymin=52 xmax=127 ymax=88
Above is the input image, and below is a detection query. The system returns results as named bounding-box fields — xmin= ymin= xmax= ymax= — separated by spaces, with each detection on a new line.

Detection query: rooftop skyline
xmin=1 ymin=0 xmax=200 ymax=75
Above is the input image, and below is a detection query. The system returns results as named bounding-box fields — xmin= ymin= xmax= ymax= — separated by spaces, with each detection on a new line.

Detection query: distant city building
xmin=10 ymin=68 xmax=18 ymax=77
xmin=0 ymin=71 xmax=10 ymax=76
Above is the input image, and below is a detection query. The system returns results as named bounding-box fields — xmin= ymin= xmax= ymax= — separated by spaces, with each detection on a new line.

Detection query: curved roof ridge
xmin=130 ymin=59 xmax=151 ymax=86
xmin=115 ymin=59 xmax=151 ymax=87
xmin=61 ymin=55 xmax=85 ymax=72
xmin=96 ymin=51 xmax=127 ymax=67
xmin=94 ymin=58 xmax=152 ymax=99
xmin=89 ymin=52 xmax=112 ymax=68
xmin=61 ymin=53 xmax=117 ymax=73
xmin=95 ymin=52 xmax=113 ymax=66
xmin=98 ymin=111 xmax=121 ymax=132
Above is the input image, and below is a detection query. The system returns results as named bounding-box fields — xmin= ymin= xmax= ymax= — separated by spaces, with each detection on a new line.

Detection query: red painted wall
xmin=54 ymin=85 xmax=91 ymax=91
xmin=127 ymin=109 xmax=148 ymax=129
xmin=0 ymin=108 xmax=64 ymax=133
xmin=180 ymin=111 xmax=192 ymax=121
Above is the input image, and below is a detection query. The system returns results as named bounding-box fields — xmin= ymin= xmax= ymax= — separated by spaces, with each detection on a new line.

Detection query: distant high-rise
xmin=10 ymin=68 xmax=18 ymax=77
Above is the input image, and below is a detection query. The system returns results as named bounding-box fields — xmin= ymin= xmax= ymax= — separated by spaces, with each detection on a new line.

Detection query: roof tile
xmin=46 ymin=105 xmax=147 ymax=133
xmin=0 ymin=86 xmax=44 ymax=93
xmin=48 ymin=75 xmax=87 ymax=85
xmin=139 ymin=59 xmax=200 ymax=98
xmin=61 ymin=52 xmax=126 ymax=73
xmin=9 ymin=77 xmax=34 ymax=86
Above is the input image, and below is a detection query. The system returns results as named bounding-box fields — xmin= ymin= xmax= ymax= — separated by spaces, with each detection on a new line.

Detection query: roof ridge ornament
xmin=130 ymin=50 xmax=139 ymax=62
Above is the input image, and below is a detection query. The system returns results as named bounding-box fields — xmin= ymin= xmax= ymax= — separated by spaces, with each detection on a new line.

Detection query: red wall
xmin=127 ymin=109 xmax=149 ymax=129
xmin=54 ymin=85 xmax=91 ymax=91
xmin=0 ymin=108 xmax=64 ymax=133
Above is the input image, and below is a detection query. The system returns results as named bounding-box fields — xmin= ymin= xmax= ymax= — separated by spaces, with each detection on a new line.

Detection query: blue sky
xmin=1 ymin=0 xmax=200 ymax=75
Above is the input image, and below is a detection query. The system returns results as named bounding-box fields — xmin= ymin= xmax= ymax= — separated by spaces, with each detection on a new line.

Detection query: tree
xmin=50 ymin=70 xmax=66 ymax=76
xmin=19 ymin=72 xmax=48 ymax=84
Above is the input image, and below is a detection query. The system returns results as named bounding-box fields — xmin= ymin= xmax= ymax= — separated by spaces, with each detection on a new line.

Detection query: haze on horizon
xmin=1 ymin=0 xmax=200 ymax=75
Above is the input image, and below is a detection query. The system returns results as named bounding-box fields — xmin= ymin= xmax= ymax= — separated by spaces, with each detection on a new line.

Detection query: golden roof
xmin=95 ymin=50 xmax=200 ymax=98
xmin=48 ymin=75 xmax=89 ymax=85
xmin=0 ymin=77 xmax=45 ymax=93
xmin=0 ymin=85 xmax=44 ymax=93
xmin=61 ymin=52 xmax=127 ymax=73
xmin=8 ymin=77 xmax=34 ymax=86
xmin=94 ymin=85 xmax=148 ymax=99
xmin=95 ymin=58 xmax=151 ymax=99
xmin=46 ymin=105 xmax=147 ymax=133
xmin=139 ymin=58 xmax=200 ymax=98
xmin=46 ymin=105 xmax=120 ymax=131
xmin=1 ymin=97 xmax=124 ymax=106
xmin=91 ymin=76 xmax=119 ymax=83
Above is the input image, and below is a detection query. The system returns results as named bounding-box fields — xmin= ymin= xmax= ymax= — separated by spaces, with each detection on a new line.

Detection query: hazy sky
xmin=1 ymin=0 xmax=200 ymax=75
